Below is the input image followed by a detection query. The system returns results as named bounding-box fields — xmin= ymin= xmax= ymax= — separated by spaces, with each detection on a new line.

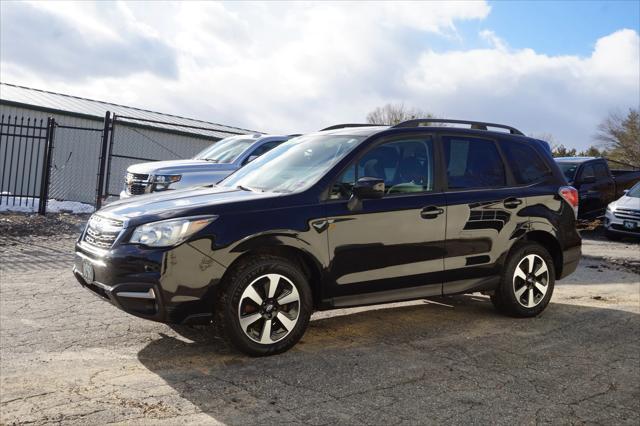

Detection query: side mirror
xmin=246 ymin=155 xmax=259 ymax=163
xmin=580 ymin=176 xmax=596 ymax=184
xmin=347 ymin=177 xmax=384 ymax=211
xmin=623 ymin=189 xmax=629 ymax=195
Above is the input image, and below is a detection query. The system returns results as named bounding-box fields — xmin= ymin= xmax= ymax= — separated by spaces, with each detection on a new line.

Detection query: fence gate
xmin=0 ymin=115 xmax=55 ymax=214
xmin=48 ymin=121 xmax=105 ymax=208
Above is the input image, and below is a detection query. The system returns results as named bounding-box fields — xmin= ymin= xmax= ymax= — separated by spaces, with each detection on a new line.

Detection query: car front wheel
xmin=216 ymin=255 xmax=312 ymax=356
xmin=491 ymin=242 xmax=555 ymax=317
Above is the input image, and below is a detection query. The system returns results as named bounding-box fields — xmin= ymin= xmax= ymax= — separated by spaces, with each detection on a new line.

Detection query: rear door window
xmin=594 ymin=163 xmax=609 ymax=179
xmin=499 ymin=141 xmax=551 ymax=184
xmin=443 ymin=136 xmax=506 ymax=189
xmin=581 ymin=164 xmax=595 ymax=181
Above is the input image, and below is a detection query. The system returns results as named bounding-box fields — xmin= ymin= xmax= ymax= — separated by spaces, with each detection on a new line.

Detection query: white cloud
xmin=404 ymin=29 xmax=639 ymax=147
xmin=1 ymin=1 xmax=638 ymax=149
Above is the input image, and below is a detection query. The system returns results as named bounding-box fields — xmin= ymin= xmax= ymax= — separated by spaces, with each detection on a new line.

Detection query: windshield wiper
xmin=236 ymin=185 xmax=264 ymax=192
xmin=203 ymin=158 xmax=219 ymax=163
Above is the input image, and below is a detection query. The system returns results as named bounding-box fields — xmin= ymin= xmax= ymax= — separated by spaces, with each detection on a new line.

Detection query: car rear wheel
xmin=216 ymin=255 xmax=312 ymax=356
xmin=491 ymin=242 xmax=555 ymax=317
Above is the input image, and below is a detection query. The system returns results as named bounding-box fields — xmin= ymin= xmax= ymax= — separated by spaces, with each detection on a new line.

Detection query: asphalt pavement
xmin=1 ymin=231 xmax=638 ymax=425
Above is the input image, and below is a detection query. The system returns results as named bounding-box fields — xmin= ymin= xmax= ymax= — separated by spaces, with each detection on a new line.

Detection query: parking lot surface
xmin=1 ymin=226 xmax=639 ymax=425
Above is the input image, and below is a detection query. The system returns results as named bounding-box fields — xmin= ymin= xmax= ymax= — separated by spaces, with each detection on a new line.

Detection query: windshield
xmin=220 ymin=133 xmax=366 ymax=193
xmin=193 ymin=137 xmax=256 ymax=163
xmin=557 ymin=162 xmax=579 ymax=181
xmin=627 ymin=182 xmax=640 ymax=198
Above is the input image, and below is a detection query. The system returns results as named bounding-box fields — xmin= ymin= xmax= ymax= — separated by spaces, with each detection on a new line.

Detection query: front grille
xmin=614 ymin=208 xmax=640 ymax=220
xmin=129 ymin=184 xmax=147 ymax=195
xmin=83 ymin=215 xmax=124 ymax=250
xmin=125 ymin=172 xmax=150 ymax=195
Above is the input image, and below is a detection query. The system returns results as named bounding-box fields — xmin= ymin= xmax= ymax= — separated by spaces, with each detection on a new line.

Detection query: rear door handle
xmin=504 ymin=198 xmax=523 ymax=209
xmin=421 ymin=205 xmax=444 ymax=219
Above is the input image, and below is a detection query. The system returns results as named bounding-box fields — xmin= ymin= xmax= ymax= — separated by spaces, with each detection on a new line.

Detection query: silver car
xmin=604 ymin=181 xmax=640 ymax=240
xmin=120 ymin=134 xmax=293 ymax=198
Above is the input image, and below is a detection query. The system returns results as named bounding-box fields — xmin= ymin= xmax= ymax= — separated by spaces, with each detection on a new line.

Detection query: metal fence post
xmin=95 ymin=111 xmax=111 ymax=210
xmin=104 ymin=113 xmax=117 ymax=201
xmin=38 ymin=118 xmax=55 ymax=215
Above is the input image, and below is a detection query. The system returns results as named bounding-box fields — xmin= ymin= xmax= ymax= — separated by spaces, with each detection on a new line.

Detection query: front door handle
xmin=504 ymin=198 xmax=523 ymax=209
xmin=421 ymin=205 xmax=444 ymax=219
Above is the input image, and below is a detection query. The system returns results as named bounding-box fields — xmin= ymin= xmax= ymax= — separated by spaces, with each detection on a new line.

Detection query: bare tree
xmin=595 ymin=108 xmax=640 ymax=166
xmin=551 ymin=144 xmax=577 ymax=158
xmin=366 ymin=103 xmax=433 ymax=125
xmin=530 ymin=133 xmax=572 ymax=157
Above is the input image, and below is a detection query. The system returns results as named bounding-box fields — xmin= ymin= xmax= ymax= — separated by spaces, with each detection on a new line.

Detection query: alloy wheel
xmin=512 ymin=254 xmax=549 ymax=308
xmin=237 ymin=273 xmax=300 ymax=344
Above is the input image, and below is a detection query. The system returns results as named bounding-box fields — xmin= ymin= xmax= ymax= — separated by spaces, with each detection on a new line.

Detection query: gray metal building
xmin=0 ymin=83 xmax=257 ymax=205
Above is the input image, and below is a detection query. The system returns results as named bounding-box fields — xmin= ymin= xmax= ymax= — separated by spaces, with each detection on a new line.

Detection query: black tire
xmin=605 ymin=229 xmax=621 ymax=241
xmin=215 ymin=254 xmax=312 ymax=356
xmin=492 ymin=242 xmax=555 ymax=318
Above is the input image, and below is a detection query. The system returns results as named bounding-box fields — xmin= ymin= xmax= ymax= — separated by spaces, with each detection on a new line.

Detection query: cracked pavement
xmin=1 ymin=231 xmax=639 ymax=425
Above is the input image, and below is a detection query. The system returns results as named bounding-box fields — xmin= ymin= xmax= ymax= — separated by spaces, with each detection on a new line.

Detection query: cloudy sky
xmin=1 ymin=1 xmax=638 ymax=149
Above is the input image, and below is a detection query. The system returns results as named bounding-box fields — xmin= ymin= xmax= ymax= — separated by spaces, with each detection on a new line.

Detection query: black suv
xmin=74 ymin=119 xmax=581 ymax=356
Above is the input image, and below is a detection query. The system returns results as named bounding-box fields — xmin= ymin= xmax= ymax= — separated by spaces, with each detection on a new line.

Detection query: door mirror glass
xmin=353 ymin=177 xmax=385 ymax=199
xmin=348 ymin=177 xmax=384 ymax=211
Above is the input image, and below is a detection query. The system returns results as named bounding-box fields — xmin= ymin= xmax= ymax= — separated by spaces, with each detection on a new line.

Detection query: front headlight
xmin=606 ymin=204 xmax=614 ymax=213
xmin=153 ymin=174 xmax=181 ymax=184
xmin=129 ymin=216 xmax=217 ymax=247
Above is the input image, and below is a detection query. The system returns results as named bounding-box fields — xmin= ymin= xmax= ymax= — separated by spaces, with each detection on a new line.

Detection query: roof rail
xmin=320 ymin=123 xmax=386 ymax=131
xmin=392 ymin=119 xmax=524 ymax=136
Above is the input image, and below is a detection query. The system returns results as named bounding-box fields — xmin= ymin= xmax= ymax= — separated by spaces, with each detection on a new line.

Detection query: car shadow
xmin=580 ymin=225 xmax=639 ymax=244
xmin=138 ymin=295 xmax=640 ymax=425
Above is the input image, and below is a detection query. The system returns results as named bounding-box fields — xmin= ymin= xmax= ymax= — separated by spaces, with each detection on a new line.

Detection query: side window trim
xmin=324 ymin=132 xmax=442 ymax=201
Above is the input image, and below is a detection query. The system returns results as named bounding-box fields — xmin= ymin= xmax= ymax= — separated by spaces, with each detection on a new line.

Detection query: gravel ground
xmin=0 ymin=217 xmax=639 ymax=425
xmin=0 ymin=213 xmax=89 ymax=237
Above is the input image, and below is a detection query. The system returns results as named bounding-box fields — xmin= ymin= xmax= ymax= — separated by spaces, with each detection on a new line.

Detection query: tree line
xmin=366 ymin=104 xmax=639 ymax=167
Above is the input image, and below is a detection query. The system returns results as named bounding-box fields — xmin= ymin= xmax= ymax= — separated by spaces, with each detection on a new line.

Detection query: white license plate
xmin=81 ymin=260 xmax=95 ymax=283
xmin=623 ymin=221 xmax=637 ymax=230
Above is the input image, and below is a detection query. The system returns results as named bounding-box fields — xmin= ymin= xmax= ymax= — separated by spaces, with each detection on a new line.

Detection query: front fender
xmin=224 ymin=230 xmax=328 ymax=273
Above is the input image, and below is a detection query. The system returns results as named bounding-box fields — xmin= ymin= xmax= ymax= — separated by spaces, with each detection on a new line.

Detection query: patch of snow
xmin=0 ymin=196 xmax=94 ymax=214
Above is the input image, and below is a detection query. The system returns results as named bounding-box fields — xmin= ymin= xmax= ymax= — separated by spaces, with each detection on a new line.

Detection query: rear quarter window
xmin=499 ymin=141 xmax=552 ymax=185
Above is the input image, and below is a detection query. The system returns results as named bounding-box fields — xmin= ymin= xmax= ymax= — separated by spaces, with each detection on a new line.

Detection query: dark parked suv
xmin=74 ymin=119 xmax=581 ymax=356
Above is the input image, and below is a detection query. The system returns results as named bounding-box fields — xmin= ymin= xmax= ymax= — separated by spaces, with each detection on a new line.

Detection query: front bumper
xmin=604 ymin=210 xmax=640 ymax=237
xmin=73 ymin=238 xmax=227 ymax=324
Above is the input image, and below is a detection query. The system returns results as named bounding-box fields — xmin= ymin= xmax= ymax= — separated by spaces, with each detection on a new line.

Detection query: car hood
xmin=127 ymin=159 xmax=236 ymax=175
xmin=98 ymin=185 xmax=279 ymax=226
xmin=612 ymin=195 xmax=640 ymax=210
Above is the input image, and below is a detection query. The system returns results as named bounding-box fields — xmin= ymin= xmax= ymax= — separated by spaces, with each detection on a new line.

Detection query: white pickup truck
xmin=121 ymin=134 xmax=293 ymax=198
